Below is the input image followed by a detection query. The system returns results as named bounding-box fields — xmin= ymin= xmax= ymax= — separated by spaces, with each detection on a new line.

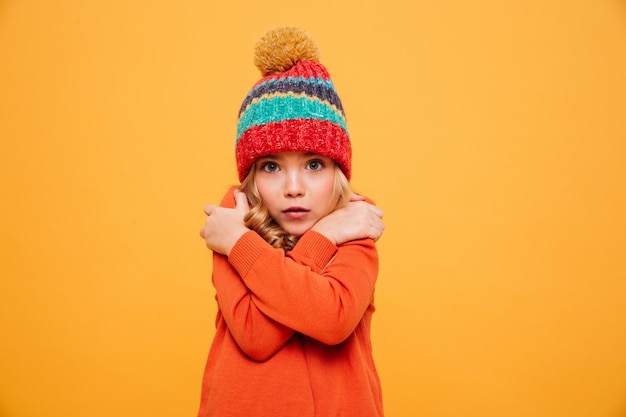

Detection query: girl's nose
xmin=284 ymin=171 xmax=305 ymax=197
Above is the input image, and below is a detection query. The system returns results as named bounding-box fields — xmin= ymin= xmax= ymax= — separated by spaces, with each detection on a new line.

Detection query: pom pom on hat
xmin=235 ymin=27 xmax=352 ymax=182
xmin=253 ymin=27 xmax=321 ymax=76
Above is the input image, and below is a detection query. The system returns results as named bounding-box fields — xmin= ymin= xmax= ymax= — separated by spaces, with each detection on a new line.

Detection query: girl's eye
xmin=261 ymin=162 xmax=279 ymax=172
xmin=306 ymin=160 xmax=324 ymax=171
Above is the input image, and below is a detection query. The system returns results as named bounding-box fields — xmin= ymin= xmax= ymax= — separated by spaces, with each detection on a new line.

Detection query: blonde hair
xmin=239 ymin=164 xmax=352 ymax=252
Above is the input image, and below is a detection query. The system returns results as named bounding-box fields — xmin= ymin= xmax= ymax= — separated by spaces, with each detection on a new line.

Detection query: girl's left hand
xmin=200 ymin=190 xmax=250 ymax=256
xmin=311 ymin=193 xmax=384 ymax=245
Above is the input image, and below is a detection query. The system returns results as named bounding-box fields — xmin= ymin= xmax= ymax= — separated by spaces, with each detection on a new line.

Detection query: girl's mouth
xmin=283 ymin=207 xmax=309 ymax=219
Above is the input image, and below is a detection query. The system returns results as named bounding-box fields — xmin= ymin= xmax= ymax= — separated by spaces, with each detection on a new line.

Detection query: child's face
xmin=254 ymin=151 xmax=336 ymax=237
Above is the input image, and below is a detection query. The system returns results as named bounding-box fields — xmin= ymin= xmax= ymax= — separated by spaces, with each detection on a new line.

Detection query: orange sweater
xmin=197 ymin=187 xmax=384 ymax=417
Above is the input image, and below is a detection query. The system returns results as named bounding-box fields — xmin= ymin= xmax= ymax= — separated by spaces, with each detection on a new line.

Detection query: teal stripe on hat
xmin=239 ymin=77 xmax=344 ymax=118
xmin=236 ymin=94 xmax=348 ymax=143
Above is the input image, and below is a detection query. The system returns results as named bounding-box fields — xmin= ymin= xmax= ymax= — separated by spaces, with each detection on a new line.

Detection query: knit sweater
xmin=197 ymin=187 xmax=384 ymax=417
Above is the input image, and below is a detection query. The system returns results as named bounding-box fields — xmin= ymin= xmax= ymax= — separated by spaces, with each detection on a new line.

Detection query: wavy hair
xmin=239 ymin=164 xmax=352 ymax=252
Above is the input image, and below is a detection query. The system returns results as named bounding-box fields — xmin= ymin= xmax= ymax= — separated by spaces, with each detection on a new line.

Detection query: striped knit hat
xmin=235 ymin=27 xmax=351 ymax=182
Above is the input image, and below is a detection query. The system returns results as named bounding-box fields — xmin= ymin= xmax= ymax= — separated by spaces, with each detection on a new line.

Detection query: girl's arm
xmin=228 ymin=228 xmax=379 ymax=346
xmin=203 ymin=187 xmax=295 ymax=361
xmin=211 ymin=250 xmax=295 ymax=361
xmin=202 ymin=187 xmax=383 ymax=347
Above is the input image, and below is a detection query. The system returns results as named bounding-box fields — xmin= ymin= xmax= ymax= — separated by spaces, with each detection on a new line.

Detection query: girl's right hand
xmin=311 ymin=194 xmax=384 ymax=245
xmin=200 ymin=190 xmax=250 ymax=256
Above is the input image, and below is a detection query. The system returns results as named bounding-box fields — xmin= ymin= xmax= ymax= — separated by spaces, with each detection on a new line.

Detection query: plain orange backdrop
xmin=1 ymin=1 xmax=625 ymax=416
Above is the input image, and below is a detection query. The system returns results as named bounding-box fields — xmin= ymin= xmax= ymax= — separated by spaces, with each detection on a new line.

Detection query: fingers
xmin=349 ymin=192 xmax=366 ymax=202
xmin=360 ymin=200 xmax=383 ymax=218
xmin=360 ymin=204 xmax=385 ymax=242
xmin=372 ymin=218 xmax=385 ymax=242
xmin=201 ymin=204 xmax=217 ymax=240
xmin=201 ymin=206 xmax=213 ymax=240
xmin=233 ymin=190 xmax=250 ymax=213
xmin=200 ymin=192 xmax=249 ymax=246
xmin=350 ymin=200 xmax=383 ymax=219
xmin=348 ymin=193 xmax=383 ymax=220
xmin=203 ymin=204 xmax=217 ymax=216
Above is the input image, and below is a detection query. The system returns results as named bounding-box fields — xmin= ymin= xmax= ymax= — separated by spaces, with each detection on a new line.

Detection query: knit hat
xmin=235 ymin=27 xmax=351 ymax=182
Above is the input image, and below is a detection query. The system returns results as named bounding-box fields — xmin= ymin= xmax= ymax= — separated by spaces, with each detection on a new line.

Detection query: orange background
xmin=1 ymin=1 xmax=625 ymax=416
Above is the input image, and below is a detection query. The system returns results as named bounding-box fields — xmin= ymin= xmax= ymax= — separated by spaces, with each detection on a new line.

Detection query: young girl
xmin=198 ymin=27 xmax=385 ymax=417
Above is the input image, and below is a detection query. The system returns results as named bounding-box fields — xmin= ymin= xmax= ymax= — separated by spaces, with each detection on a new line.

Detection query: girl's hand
xmin=312 ymin=193 xmax=384 ymax=245
xmin=200 ymin=190 xmax=250 ymax=256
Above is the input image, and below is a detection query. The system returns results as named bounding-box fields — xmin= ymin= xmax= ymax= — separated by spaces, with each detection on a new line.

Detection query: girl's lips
xmin=282 ymin=207 xmax=309 ymax=220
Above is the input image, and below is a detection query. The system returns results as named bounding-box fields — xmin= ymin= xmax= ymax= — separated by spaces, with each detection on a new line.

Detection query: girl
xmin=198 ymin=27 xmax=385 ymax=417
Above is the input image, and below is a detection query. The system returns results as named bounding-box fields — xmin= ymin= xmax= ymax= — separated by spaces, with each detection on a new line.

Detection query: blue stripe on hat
xmin=239 ymin=77 xmax=344 ymax=117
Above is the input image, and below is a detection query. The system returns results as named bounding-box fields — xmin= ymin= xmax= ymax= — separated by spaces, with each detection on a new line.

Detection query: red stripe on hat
xmin=250 ymin=61 xmax=332 ymax=88
xmin=236 ymin=119 xmax=351 ymax=182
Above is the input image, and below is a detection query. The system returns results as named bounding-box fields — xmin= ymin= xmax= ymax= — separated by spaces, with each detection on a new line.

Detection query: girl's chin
xmin=280 ymin=222 xmax=315 ymax=237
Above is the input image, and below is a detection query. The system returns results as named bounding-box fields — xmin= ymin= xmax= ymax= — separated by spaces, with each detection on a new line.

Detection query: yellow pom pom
xmin=253 ymin=27 xmax=320 ymax=76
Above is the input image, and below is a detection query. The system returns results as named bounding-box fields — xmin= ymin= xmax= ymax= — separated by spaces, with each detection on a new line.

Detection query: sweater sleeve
xmin=228 ymin=228 xmax=379 ymax=346
xmin=211 ymin=252 xmax=295 ymax=361
xmin=209 ymin=187 xmax=295 ymax=361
